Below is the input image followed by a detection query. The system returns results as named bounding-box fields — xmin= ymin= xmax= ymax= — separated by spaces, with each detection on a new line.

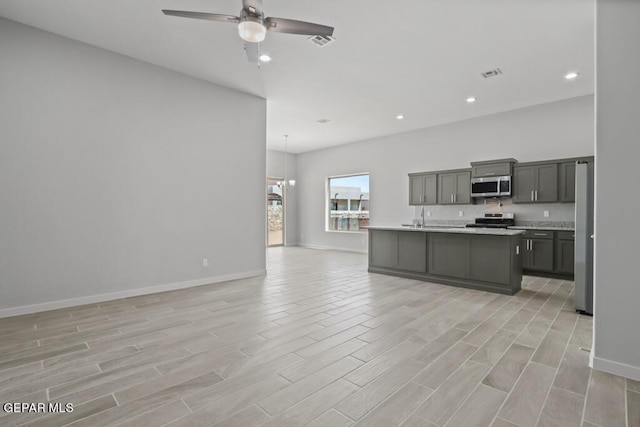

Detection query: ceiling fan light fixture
xmin=238 ymin=18 xmax=266 ymax=43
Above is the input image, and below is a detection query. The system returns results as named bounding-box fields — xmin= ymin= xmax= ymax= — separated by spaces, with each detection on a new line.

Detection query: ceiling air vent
xmin=481 ymin=68 xmax=503 ymax=78
xmin=308 ymin=35 xmax=335 ymax=47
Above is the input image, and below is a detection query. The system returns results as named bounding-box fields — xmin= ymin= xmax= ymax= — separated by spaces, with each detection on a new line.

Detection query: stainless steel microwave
xmin=470 ymin=175 xmax=512 ymax=198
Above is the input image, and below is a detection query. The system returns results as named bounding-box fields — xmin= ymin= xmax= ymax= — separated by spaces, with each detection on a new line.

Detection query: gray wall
xmin=592 ymin=0 xmax=640 ymax=380
xmin=296 ymin=95 xmax=594 ymax=253
xmin=266 ymin=150 xmax=298 ymax=246
xmin=0 ymin=19 xmax=267 ymax=314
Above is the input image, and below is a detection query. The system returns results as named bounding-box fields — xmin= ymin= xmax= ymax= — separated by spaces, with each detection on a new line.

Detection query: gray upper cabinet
xmin=513 ymin=163 xmax=558 ymax=203
xmin=409 ymin=174 xmax=437 ymax=205
xmin=470 ymin=159 xmax=516 ymax=178
xmin=559 ymin=162 xmax=576 ymax=202
xmin=437 ymin=171 xmax=471 ymax=205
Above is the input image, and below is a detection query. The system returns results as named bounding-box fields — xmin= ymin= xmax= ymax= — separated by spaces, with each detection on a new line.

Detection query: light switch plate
xmin=458 ymin=211 xmax=464 ymax=217
xmin=543 ymin=210 xmax=550 ymax=217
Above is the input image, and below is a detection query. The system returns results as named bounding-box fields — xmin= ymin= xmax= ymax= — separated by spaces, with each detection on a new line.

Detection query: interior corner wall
xmin=592 ymin=0 xmax=640 ymax=380
xmin=296 ymin=95 xmax=594 ymax=253
xmin=266 ymin=150 xmax=298 ymax=246
xmin=0 ymin=18 xmax=267 ymax=316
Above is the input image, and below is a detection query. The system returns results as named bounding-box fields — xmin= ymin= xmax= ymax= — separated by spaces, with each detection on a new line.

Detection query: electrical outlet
xmin=458 ymin=211 xmax=464 ymax=217
xmin=427 ymin=211 xmax=431 ymax=217
xmin=202 ymin=259 xmax=208 ymax=267
xmin=543 ymin=210 xmax=550 ymax=218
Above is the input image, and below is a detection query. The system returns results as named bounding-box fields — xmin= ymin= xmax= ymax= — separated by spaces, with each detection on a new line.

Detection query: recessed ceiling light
xmin=466 ymin=97 xmax=477 ymax=103
xmin=259 ymin=54 xmax=272 ymax=62
xmin=396 ymin=115 xmax=405 ymax=120
xmin=564 ymin=72 xmax=579 ymax=80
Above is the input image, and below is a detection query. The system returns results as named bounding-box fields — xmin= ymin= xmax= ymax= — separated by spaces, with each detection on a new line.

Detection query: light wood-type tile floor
xmin=0 ymin=247 xmax=638 ymax=427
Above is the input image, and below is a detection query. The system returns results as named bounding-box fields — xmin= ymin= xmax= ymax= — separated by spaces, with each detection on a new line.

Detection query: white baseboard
xmin=0 ymin=269 xmax=266 ymax=319
xmin=591 ymin=353 xmax=640 ymax=381
xmin=300 ymin=244 xmax=368 ymax=254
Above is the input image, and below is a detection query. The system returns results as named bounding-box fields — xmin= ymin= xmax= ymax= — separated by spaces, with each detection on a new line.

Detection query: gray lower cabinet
xmin=513 ymin=163 xmax=558 ymax=203
xmin=428 ymin=233 xmax=468 ymax=279
xmin=521 ymin=229 xmax=575 ymax=277
xmin=397 ymin=232 xmax=427 ymax=272
xmin=437 ymin=171 xmax=471 ymax=205
xmin=369 ymin=230 xmax=427 ymax=272
xmin=369 ymin=229 xmax=522 ymax=295
xmin=468 ymin=235 xmax=513 ymax=285
xmin=524 ymin=239 xmax=554 ymax=271
xmin=556 ymin=236 xmax=575 ymax=274
xmin=369 ymin=230 xmax=397 ymax=269
xmin=409 ymin=174 xmax=437 ymax=205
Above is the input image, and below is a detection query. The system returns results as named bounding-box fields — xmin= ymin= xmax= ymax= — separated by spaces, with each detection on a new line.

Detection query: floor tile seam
xmin=531 ymin=321 xmax=572 ymax=370
xmin=52 ymin=363 xmax=176 ymax=403
xmin=549 ymin=307 xmax=582 ymax=397
xmin=484 ymin=341 xmax=537 ymax=425
xmin=348 ymin=380 xmax=434 ymax=426
xmin=410 ymin=339 xmax=479 ymax=389
xmin=624 ymin=384 xmax=630 ymax=427
xmin=532 ymin=361 xmax=561 ymax=427
xmin=441 ymin=378 xmax=496 ymax=427
xmin=580 ymin=368 xmax=595 ymax=427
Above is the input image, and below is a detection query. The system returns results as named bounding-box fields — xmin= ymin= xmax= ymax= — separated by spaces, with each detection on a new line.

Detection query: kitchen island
xmin=367 ymin=226 xmax=525 ymax=295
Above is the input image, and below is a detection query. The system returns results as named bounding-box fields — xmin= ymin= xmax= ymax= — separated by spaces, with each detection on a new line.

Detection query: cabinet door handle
xmin=534 ymin=233 xmax=547 ymax=236
xmin=516 ymin=245 xmax=520 ymax=255
xmin=485 ymin=172 xmax=496 ymax=176
xmin=535 ymin=190 xmax=538 ymax=201
xmin=451 ymin=194 xmax=453 ymax=203
xmin=454 ymin=194 xmax=457 ymax=203
xmin=531 ymin=190 xmax=534 ymax=201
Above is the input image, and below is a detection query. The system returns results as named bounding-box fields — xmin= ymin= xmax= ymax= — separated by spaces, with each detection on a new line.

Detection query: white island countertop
xmin=365 ymin=226 xmax=525 ymax=236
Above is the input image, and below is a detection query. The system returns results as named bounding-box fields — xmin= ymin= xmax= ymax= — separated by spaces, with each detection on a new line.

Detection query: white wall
xmin=297 ymin=95 xmax=594 ymax=253
xmin=266 ymin=150 xmax=298 ymax=245
xmin=0 ymin=19 xmax=267 ymax=315
xmin=592 ymin=0 xmax=640 ymax=380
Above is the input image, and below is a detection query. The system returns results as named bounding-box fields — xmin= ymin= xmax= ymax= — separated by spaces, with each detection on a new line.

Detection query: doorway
xmin=267 ymin=177 xmax=284 ymax=247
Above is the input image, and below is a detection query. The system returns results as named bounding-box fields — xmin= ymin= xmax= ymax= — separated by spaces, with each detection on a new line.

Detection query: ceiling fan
xmin=162 ymin=0 xmax=334 ymax=62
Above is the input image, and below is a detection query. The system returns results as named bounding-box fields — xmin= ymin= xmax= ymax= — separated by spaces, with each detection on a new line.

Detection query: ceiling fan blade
xmin=264 ymin=17 xmax=334 ymax=36
xmin=244 ymin=42 xmax=260 ymax=62
xmin=162 ymin=10 xmax=240 ymax=24
xmin=242 ymin=0 xmax=263 ymax=16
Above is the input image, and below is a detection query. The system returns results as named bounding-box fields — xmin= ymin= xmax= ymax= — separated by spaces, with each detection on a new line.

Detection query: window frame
xmin=325 ymin=172 xmax=370 ymax=234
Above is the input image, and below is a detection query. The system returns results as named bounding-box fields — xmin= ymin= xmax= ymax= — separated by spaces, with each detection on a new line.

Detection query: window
xmin=327 ymin=173 xmax=370 ymax=232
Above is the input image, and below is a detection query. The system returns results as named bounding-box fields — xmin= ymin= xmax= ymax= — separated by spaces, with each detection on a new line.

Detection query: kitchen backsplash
xmin=412 ymin=199 xmax=575 ymax=226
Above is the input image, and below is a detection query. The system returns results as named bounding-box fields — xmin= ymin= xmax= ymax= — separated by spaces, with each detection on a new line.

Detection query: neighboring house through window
xmin=327 ymin=173 xmax=370 ymax=232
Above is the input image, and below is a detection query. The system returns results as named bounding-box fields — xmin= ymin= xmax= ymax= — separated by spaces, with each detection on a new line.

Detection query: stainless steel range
xmin=465 ymin=213 xmax=515 ymax=229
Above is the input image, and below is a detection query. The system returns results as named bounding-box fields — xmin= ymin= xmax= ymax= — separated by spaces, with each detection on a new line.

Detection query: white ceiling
xmin=0 ymin=0 xmax=594 ymax=153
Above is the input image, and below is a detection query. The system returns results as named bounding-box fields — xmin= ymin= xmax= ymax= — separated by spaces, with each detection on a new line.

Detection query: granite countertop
xmin=508 ymin=225 xmax=575 ymax=231
xmin=366 ymin=226 xmax=525 ymax=236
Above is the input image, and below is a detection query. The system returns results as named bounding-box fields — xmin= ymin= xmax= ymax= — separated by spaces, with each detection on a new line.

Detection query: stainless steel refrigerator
xmin=575 ymin=161 xmax=594 ymax=315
